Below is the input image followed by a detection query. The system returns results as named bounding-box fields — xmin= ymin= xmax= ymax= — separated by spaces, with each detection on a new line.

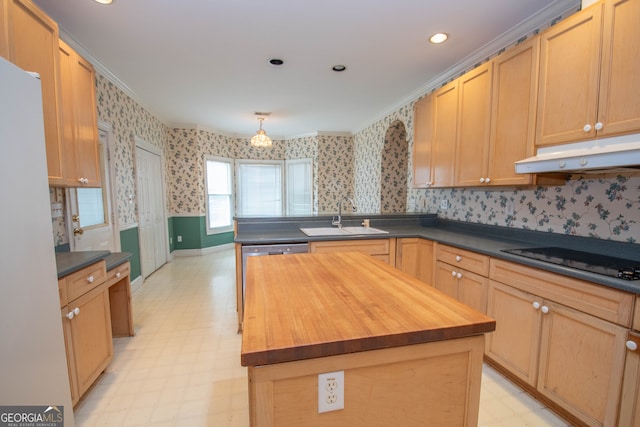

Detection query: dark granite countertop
xmin=55 ymin=251 xmax=132 ymax=278
xmin=235 ymin=214 xmax=640 ymax=294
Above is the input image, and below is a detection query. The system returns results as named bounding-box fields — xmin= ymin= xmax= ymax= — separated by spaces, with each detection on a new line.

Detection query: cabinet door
xmin=538 ymin=300 xmax=627 ymax=427
xmin=60 ymin=307 xmax=79 ymax=405
xmin=57 ymin=40 xmax=78 ymax=185
xmin=6 ymin=0 xmax=63 ymax=183
xmin=619 ymin=333 xmax=640 ymax=427
xmin=412 ymin=96 xmax=433 ymax=188
xmin=58 ymin=40 xmax=101 ymax=187
xmin=536 ymin=3 xmax=603 ymax=146
xmin=73 ymin=52 xmax=100 ymax=186
xmin=67 ymin=285 xmax=113 ymax=398
xmin=486 ymin=281 xmax=541 ymax=386
xmin=431 ymin=80 xmax=458 ymax=187
xmin=457 ymin=270 xmax=488 ymax=314
xmin=488 ymin=37 xmax=539 ymax=186
xmin=309 ymin=239 xmax=393 ymax=265
xmin=434 ymin=261 xmax=459 ymax=299
xmin=597 ymin=0 xmax=640 ymax=137
xmin=396 ymin=238 xmax=434 ymax=285
xmin=454 ymin=62 xmax=493 ymax=187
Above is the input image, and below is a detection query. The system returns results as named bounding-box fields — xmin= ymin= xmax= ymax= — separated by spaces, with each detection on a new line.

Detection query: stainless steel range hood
xmin=515 ymin=133 xmax=640 ymax=174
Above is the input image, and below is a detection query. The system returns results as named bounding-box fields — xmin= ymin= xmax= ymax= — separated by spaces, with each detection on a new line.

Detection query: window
xmin=236 ymin=160 xmax=284 ymax=216
xmin=76 ymin=187 xmax=105 ymax=227
xmin=205 ymin=156 xmax=233 ymax=233
xmin=286 ymin=158 xmax=313 ymax=215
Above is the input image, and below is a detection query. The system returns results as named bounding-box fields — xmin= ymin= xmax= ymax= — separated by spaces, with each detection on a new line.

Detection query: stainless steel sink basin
xmin=300 ymin=227 xmax=389 ymax=237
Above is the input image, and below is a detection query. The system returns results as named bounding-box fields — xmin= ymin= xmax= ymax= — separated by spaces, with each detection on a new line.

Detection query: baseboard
xmin=171 ymin=242 xmax=234 ymax=257
xmin=130 ymin=275 xmax=144 ymax=294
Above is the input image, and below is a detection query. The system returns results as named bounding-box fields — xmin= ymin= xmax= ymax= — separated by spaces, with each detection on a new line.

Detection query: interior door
xmin=136 ymin=144 xmax=166 ymax=278
xmin=68 ymin=127 xmax=116 ymax=251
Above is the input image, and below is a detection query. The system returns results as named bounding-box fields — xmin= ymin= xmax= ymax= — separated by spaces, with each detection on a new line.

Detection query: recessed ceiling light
xmin=269 ymin=58 xmax=284 ymax=66
xmin=332 ymin=65 xmax=346 ymax=72
xmin=94 ymin=0 xmax=113 ymax=4
xmin=429 ymin=33 xmax=449 ymax=44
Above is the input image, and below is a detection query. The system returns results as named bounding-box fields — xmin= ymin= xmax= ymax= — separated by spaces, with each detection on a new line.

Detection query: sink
xmin=300 ymin=227 xmax=389 ymax=237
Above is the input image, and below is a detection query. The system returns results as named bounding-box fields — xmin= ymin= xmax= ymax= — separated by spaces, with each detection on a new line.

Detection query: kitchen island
xmin=241 ymin=251 xmax=495 ymax=426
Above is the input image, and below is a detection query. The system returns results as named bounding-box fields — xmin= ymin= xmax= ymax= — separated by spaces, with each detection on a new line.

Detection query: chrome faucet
xmin=332 ymin=196 xmax=357 ymax=228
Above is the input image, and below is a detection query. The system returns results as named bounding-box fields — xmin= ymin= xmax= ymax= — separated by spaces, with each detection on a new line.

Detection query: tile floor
xmin=73 ymin=248 xmax=571 ymax=427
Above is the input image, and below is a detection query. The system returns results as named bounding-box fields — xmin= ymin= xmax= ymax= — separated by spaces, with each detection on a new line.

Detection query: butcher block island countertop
xmin=241 ymin=251 xmax=496 ymax=427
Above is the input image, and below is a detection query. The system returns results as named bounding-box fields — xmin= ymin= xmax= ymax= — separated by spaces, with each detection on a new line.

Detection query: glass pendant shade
xmin=250 ymin=129 xmax=272 ymax=147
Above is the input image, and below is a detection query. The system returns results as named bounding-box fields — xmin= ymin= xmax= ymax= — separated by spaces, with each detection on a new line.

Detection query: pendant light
xmin=250 ymin=117 xmax=272 ymax=148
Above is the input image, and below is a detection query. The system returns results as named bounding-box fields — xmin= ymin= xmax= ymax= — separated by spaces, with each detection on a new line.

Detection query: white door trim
xmin=100 ymin=120 xmax=121 ymax=251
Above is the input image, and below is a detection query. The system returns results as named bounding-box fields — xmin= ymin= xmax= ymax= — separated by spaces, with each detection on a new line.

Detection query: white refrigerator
xmin=0 ymin=57 xmax=75 ymax=425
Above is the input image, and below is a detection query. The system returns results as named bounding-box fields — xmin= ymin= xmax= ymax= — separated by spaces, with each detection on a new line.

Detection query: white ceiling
xmin=34 ymin=0 xmax=579 ymax=139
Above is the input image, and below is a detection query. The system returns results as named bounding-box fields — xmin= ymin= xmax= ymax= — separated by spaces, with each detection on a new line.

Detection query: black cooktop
xmin=501 ymin=247 xmax=640 ymax=280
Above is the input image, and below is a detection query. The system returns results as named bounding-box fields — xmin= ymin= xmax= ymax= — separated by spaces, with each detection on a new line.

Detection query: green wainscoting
xmin=170 ymin=216 xmax=234 ymax=251
xmin=120 ymin=227 xmax=141 ymax=280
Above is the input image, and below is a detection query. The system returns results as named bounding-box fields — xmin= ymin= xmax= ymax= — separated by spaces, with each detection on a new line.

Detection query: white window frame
xmin=285 ymin=158 xmax=313 ymax=215
xmin=205 ymin=156 xmax=234 ymax=234
xmin=236 ymin=159 xmax=285 ymax=216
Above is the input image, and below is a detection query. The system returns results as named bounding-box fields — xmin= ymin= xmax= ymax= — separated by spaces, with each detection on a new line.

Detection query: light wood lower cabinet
xmin=59 ymin=260 xmax=133 ymax=405
xmin=435 ymin=261 xmax=489 ymax=314
xmin=619 ymin=332 xmax=640 ymax=427
xmin=434 ymin=244 xmax=490 ymax=313
xmin=487 ymin=259 xmax=632 ymax=427
xmin=61 ymin=282 xmax=113 ymax=405
xmin=395 ymin=238 xmax=434 ymax=284
xmin=309 ymin=238 xmax=396 ymax=265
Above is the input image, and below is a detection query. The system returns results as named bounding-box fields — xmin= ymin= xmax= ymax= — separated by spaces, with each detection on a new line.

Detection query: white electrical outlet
xmin=318 ymin=371 xmax=344 ymax=413
xmin=440 ymin=199 xmax=449 ymax=210
xmin=177 ymin=235 xmax=182 ymax=242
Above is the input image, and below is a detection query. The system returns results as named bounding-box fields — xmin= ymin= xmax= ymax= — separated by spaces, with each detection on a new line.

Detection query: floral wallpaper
xmin=52 ymin=2 xmax=638 ymax=246
xmin=380 ymin=120 xmax=408 ymax=213
xmin=95 ymin=74 xmax=168 ymax=226
xmin=317 ymin=134 xmax=354 ymax=213
xmin=164 ymin=129 xmax=355 ymax=216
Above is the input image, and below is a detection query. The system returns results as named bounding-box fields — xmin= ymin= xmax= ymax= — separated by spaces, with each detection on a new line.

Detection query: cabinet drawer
xmin=310 ymin=239 xmax=390 ymax=256
xmin=65 ymin=260 xmax=107 ymax=302
xmin=105 ymin=261 xmax=130 ymax=287
xmin=490 ymin=258 xmax=633 ymax=326
xmin=436 ymin=244 xmax=490 ymax=276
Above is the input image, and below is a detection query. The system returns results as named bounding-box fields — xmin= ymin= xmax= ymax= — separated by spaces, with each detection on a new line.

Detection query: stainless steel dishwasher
xmin=241 ymin=243 xmax=309 ymax=305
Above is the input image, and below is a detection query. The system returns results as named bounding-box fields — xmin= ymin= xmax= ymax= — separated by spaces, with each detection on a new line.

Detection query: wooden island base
xmin=242 ymin=252 xmax=495 ymax=426
xmin=249 ymin=335 xmax=485 ymax=427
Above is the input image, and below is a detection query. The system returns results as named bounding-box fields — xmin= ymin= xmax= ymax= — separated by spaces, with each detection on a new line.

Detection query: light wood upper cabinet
xmin=58 ymin=40 xmax=101 ymax=187
xmin=431 ymin=80 xmax=458 ymax=188
xmin=412 ymin=96 xmax=433 ymax=188
xmin=487 ymin=38 xmax=540 ymax=186
xmin=597 ymin=0 xmax=640 ymax=138
xmin=454 ymin=62 xmax=493 ymax=187
xmin=536 ymin=0 xmax=640 ymax=146
xmin=1 ymin=0 xmax=64 ymax=184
